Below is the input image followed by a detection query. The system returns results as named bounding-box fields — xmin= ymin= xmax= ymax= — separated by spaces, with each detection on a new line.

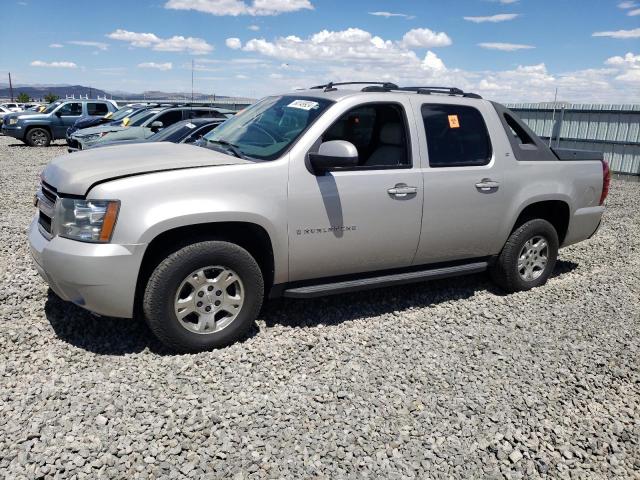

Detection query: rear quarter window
xmin=422 ymin=104 xmax=492 ymax=167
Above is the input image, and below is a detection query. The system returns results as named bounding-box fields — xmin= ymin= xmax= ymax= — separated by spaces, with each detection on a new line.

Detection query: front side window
xmin=87 ymin=102 xmax=109 ymax=116
xmin=321 ymin=103 xmax=410 ymax=168
xmin=187 ymin=109 xmax=223 ymax=119
xmin=422 ymin=104 xmax=492 ymax=167
xmin=43 ymin=101 xmax=63 ymax=114
xmin=125 ymin=110 xmax=160 ymax=127
xmin=57 ymin=102 xmax=82 ymax=116
xmin=203 ymin=95 xmax=333 ymax=160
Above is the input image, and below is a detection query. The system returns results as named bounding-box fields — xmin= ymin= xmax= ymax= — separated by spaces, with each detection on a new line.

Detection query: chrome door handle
xmin=475 ymin=179 xmax=500 ymax=191
xmin=387 ymin=184 xmax=418 ymax=197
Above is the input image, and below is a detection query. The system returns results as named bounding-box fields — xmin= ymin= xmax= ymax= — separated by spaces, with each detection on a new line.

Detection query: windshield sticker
xmin=448 ymin=114 xmax=460 ymax=129
xmin=122 ymin=117 xmax=131 ymax=127
xmin=287 ymin=100 xmax=320 ymax=111
xmin=185 ymin=122 xmax=196 ymax=129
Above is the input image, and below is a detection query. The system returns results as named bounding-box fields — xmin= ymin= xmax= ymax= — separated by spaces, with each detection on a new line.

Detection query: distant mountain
xmin=0 ymin=84 xmax=109 ymax=100
xmin=0 ymin=83 xmax=238 ymax=101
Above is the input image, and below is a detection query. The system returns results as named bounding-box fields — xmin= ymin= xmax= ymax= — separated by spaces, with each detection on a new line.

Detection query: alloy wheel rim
xmin=32 ymin=131 xmax=47 ymax=146
xmin=517 ymin=235 xmax=549 ymax=281
xmin=174 ymin=266 xmax=244 ymax=335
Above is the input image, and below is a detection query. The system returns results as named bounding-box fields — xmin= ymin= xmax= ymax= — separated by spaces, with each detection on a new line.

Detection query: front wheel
xmin=490 ymin=219 xmax=558 ymax=293
xmin=143 ymin=241 xmax=264 ymax=352
xmin=26 ymin=128 xmax=51 ymax=147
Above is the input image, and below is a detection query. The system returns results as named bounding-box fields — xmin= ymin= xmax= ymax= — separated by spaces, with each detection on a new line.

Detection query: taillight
xmin=599 ymin=159 xmax=610 ymax=205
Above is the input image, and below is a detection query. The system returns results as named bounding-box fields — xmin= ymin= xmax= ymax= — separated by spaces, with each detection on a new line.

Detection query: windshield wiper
xmin=206 ymin=139 xmax=247 ymax=159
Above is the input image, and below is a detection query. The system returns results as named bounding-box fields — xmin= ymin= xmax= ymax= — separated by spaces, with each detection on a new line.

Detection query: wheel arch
xmin=24 ymin=124 xmax=53 ymax=141
xmin=511 ymin=199 xmax=571 ymax=245
xmin=134 ymin=221 xmax=276 ymax=317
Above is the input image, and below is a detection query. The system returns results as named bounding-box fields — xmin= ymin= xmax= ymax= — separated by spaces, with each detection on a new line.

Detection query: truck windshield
xmin=42 ymin=101 xmax=64 ymax=114
xmin=203 ymin=95 xmax=332 ymax=160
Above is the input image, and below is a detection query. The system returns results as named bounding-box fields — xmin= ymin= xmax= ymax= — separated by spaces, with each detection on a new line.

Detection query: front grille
xmin=37 ymin=181 xmax=58 ymax=239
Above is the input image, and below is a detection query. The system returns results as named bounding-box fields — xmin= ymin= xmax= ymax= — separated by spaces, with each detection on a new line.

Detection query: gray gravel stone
xmin=0 ymin=136 xmax=639 ymax=478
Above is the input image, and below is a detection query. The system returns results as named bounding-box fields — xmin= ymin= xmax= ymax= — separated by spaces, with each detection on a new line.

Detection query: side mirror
xmin=150 ymin=120 xmax=163 ymax=130
xmin=308 ymin=140 xmax=358 ymax=175
xmin=54 ymin=110 xmax=62 ymax=117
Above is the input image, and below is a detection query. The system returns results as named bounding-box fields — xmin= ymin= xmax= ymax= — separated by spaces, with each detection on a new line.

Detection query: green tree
xmin=44 ymin=92 xmax=59 ymax=103
xmin=16 ymin=92 xmax=30 ymax=103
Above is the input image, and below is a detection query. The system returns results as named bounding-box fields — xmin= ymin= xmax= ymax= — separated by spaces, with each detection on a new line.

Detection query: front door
xmin=412 ymin=100 xmax=508 ymax=264
xmin=53 ymin=102 xmax=82 ymax=138
xmin=288 ymin=101 xmax=423 ymax=282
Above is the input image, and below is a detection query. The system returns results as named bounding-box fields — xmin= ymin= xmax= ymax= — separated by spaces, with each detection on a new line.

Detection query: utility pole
xmin=8 ymin=72 xmax=14 ymax=102
xmin=549 ymin=87 xmax=558 ymax=147
xmin=191 ymin=59 xmax=194 ymax=103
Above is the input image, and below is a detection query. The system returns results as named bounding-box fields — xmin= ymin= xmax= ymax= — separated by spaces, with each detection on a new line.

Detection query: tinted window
xmin=148 ymin=121 xmax=194 ymax=142
xmin=58 ymin=102 xmax=82 ymax=116
xmin=153 ymin=110 xmax=183 ymax=127
xmin=87 ymin=102 xmax=109 ymax=116
xmin=128 ymin=110 xmax=159 ymax=126
xmin=322 ymin=103 xmax=409 ymax=168
xmin=422 ymin=104 xmax=492 ymax=167
xmin=186 ymin=109 xmax=223 ymax=119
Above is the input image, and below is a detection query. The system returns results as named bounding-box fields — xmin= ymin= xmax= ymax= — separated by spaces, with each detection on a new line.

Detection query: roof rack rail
xmin=398 ymin=86 xmax=482 ymax=99
xmin=310 ymin=81 xmax=399 ymax=92
xmin=309 ymin=82 xmax=483 ymax=99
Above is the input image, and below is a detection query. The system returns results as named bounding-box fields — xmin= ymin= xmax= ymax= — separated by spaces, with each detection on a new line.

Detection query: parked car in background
xmin=68 ymin=105 xmax=229 ymax=151
xmin=65 ymin=104 xmax=154 ymax=145
xmin=1 ymin=102 xmax=22 ymax=112
xmin=1 ymin=99 xmax=118 ymax=146
xmin=86 ymin=118 xmax=224 ymax=150
xmin=30 ymin=83 xmax=609 ymax=352
xmin=0 ymin=105 xmax=12 ymax=123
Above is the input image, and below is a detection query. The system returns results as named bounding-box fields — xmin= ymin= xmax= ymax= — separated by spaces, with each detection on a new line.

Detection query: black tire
xmin=490 ymin=219 xmax=558 ymax=293
xmin=143 ymin=241 xmax=264 ymax=353
xmin=26 ymin=127 xmax=51 ymax=147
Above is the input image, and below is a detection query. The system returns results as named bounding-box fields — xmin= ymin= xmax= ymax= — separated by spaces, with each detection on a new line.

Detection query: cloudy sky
xmin=2 ymin=0 xmax=639 ymax=102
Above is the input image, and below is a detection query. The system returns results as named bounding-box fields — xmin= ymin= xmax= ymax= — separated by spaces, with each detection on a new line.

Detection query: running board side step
xmin=283 ymin=262 xmax=488 ymax=299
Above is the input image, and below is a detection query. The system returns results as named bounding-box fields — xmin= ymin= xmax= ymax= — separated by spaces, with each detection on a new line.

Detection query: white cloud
xmin=369 ymin=11 xmax=415 ymax=19
xmin=68 ymin=40 xmax=109 ymax=51
xmin=496 ymin=0 xmax=518 ymax=3
xmin=464 ymin=13 xmax=519 ymax=23
xmin=628 ymin=8 xmax=640 ymax=15
xmin=605 ymin=52 xmax=640 ymax=83
xmin=248 ymin=24 xmax=260 ymax=31
xmin=593 ymin=28 xmax=640 ymax=39
xmin=236 ymin=74 xmax=249 ymax=79
xmin=30 ymin=60 xmax=77 ymax=68
xmin=107 ymin=29 xmax=213 ymax=54
xmin=138 ymin=62 xmax=173 ymax=71
xmin=49 ymin=43 xmax=63 ymax=48
xmin=226 ymin=37 xmax=242 ymax=49
xmin=478 ymin=42 xmax=534 ymax=51
xmin=401 ymin=28 xmax=452 ymax=48
xmin=618 ymin=1 xmax=637 ymax=9
xmin=164 ymin=0 xmax=313 ymax=16
xmin=230 ymin=27 xmax=638 ymax=103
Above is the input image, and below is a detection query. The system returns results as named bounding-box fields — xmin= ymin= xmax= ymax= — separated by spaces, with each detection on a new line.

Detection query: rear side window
xmin=186 ymin=109 xmax=223 ymax=119
xmin=503 ymin=112 xmax=535 ymax=145
xmin=87 ymin=102 xmax=109 ymax=116
xmin=422 ymin=104 xmax=492 ymax=167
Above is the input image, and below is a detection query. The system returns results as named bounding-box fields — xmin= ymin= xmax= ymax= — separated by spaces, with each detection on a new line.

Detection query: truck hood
xmin=43 ymin=142 xmax=252 ymax=196
xmin=6 ymin=111 xmax=49 ymax=121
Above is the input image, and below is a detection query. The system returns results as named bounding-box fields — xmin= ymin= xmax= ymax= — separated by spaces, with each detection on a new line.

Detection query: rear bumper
xmin=28 ymin=216 xmax=145 ymax=318
xmin=563 ymin=205 xmax=605 ymax=247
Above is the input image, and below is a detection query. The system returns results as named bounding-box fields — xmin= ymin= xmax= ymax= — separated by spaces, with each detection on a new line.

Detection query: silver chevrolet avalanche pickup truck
xmin=29 ymin=82 xmax=610 ymax=352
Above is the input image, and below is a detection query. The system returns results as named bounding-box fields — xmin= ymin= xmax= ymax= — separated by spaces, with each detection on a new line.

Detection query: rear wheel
xmin=490 ymin=219 xmax=558 ymax=292
xmin=26 ymin=128 xmax=51 ymax=147
xmin=143 ymin=241 xmax=264 ymax=352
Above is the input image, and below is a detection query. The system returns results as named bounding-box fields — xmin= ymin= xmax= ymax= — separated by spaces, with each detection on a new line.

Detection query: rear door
xmin=412 ymin=99 xmax=509 ymax=264
xmin=87 ymin=102 xmax=110 ymax=117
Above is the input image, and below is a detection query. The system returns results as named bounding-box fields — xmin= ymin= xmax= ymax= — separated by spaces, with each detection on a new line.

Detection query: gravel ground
xmin=0 ymin=135 xmax=639 ymax=479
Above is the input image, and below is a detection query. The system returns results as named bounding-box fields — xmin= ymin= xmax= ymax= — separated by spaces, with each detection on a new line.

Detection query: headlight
xmin=53 ymin=199 xmax=120 ymax=243
xmin=9 ymin=118 xmax=18 ymax=125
